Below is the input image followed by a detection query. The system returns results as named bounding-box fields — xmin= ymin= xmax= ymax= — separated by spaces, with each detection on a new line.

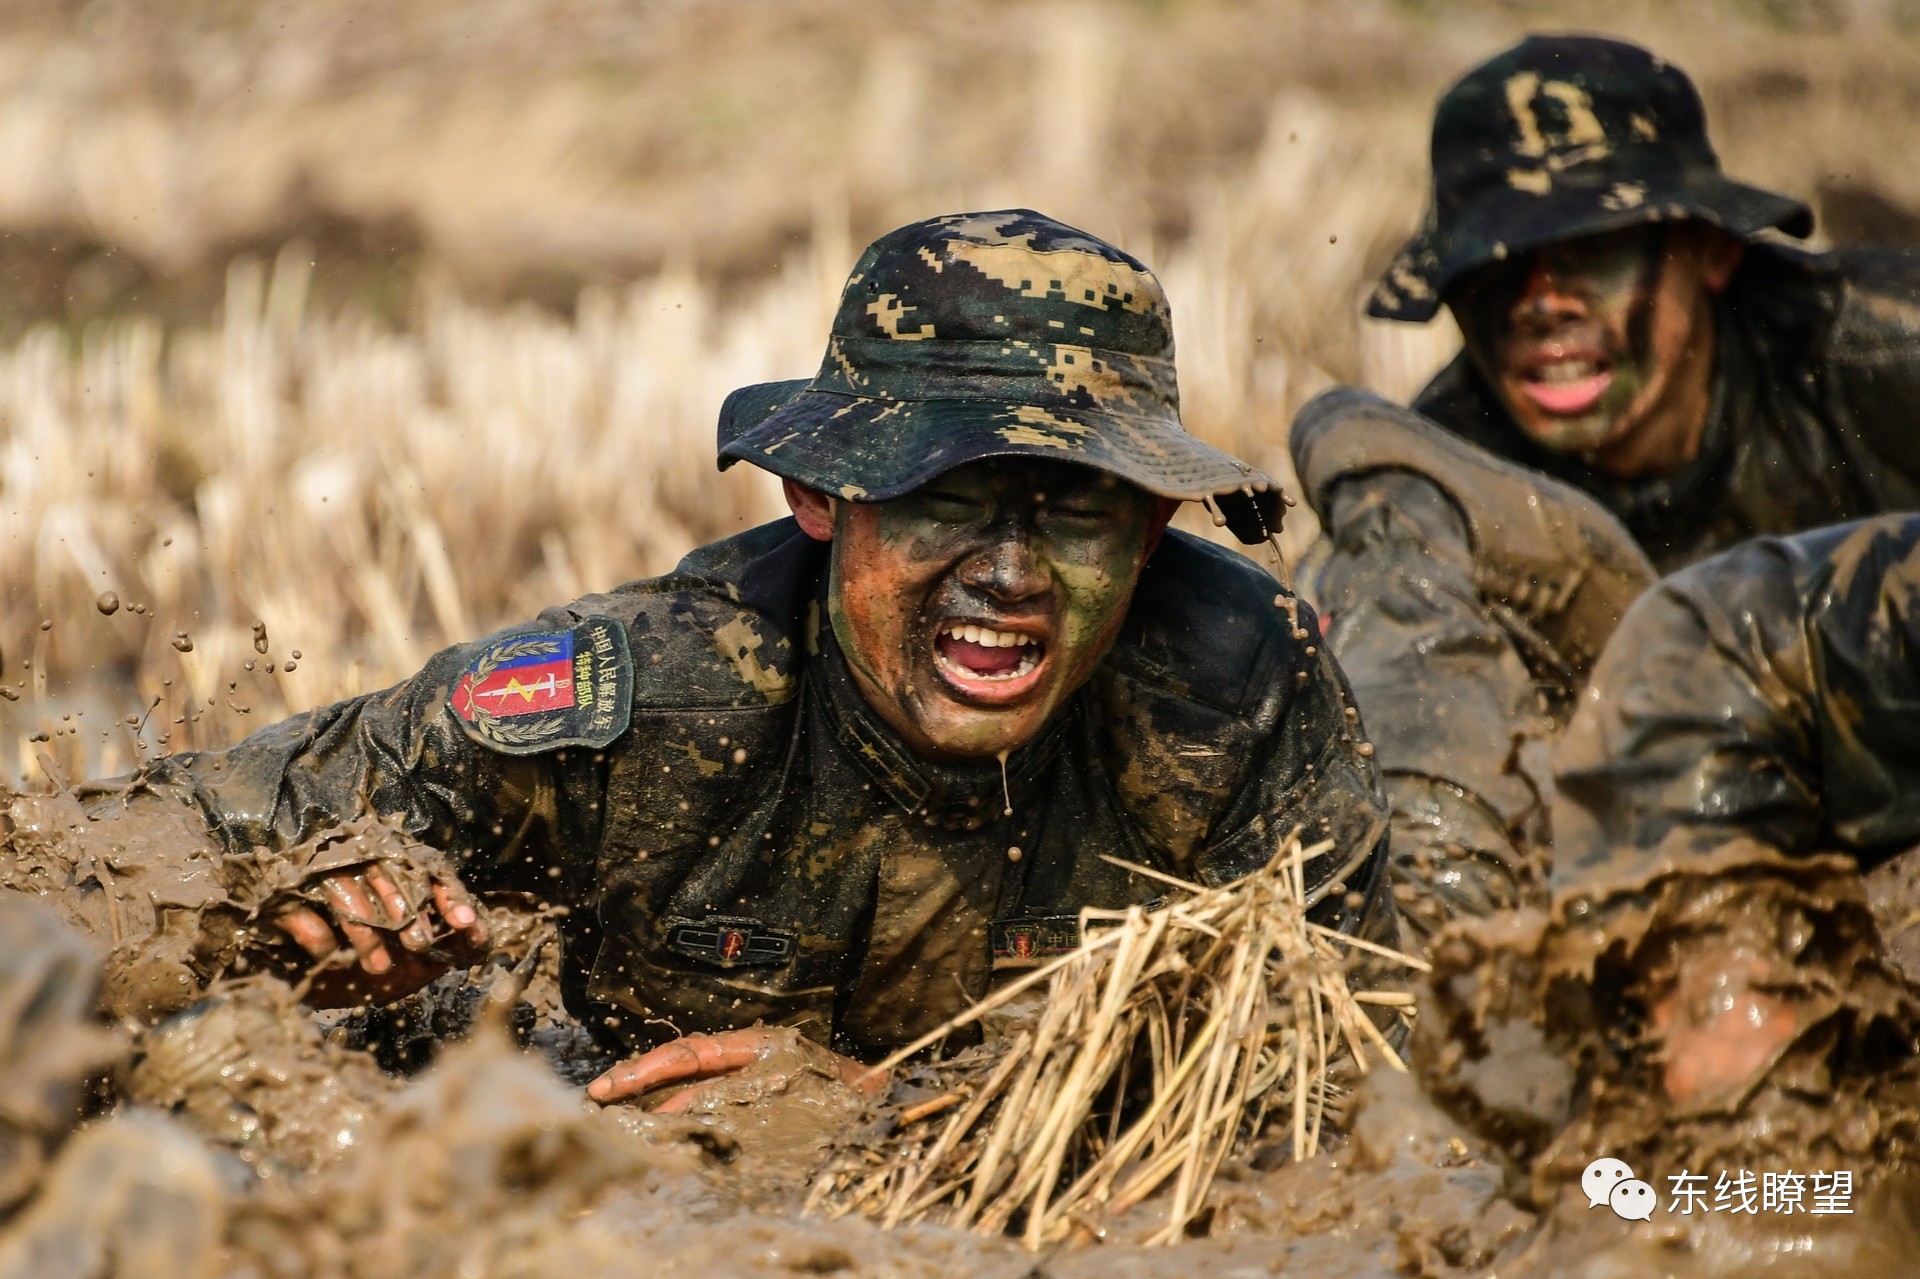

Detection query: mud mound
xmin=126 ymin=981 xmax=397 ymax=1175
xmin=1416 ymin=839 xmax=1920 ymax=1274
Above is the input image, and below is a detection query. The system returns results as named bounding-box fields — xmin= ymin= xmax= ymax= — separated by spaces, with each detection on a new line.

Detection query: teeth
xmin=1532 ymin=359 xmax=1601 ymax=384
xmin=941 ymin=625 xmax=1034 ymax=648
xmin=934 ymin=643 xmax=1043 ymax=681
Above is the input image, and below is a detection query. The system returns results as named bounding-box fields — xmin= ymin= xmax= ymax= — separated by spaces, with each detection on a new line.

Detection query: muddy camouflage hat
xmin=718 ymin=209 xmax=1284 ymax=544
xmin=1370 ymin=34 xmax=1814 ymax=322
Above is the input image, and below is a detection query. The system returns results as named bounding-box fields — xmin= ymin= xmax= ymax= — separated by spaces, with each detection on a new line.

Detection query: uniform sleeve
xmin=1304 ymin=469 xmax=1544 ymax=942
xmin=78 ymin=624 xmax=587 ymax=892
xmin=1550 ymin=516 xmax=1920 ymax=895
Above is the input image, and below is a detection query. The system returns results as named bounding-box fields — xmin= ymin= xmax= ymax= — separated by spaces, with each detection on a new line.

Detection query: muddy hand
xmin=274 ymin=860 xmax=490 ymax=1005
xmin=586 ymin=1028 xmax=889 ymax=1112
xmin=1651 ymin=946 xmax=1799 ymax=1108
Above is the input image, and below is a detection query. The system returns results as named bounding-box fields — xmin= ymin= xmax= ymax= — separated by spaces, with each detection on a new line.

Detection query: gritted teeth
xmin=937 ymin=623 xmax=1037 ymax=649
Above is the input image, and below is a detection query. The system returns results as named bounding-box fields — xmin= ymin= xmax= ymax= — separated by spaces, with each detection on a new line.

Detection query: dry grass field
xmin=6 ymin=0 xmax=1920 ymax=785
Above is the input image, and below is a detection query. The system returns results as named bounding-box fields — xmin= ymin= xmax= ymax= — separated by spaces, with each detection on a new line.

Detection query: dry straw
xmin=805 ymin=834 xmax=1428 ymax=1248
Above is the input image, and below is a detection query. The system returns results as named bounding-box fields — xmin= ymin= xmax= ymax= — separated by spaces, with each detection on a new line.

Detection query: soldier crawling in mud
xmin=1293 ymin=34 xmax=1920 ymax=941
xmin=60 ymin=211 xmax=1392 ymax=1109
xmin=1548 ymin=511 xmax=1920 ymax=1112
xmin=1409 ymin=515 xmax=1920 ymax=1263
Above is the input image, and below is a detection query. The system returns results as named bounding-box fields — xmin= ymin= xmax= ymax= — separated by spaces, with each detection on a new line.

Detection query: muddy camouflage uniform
xmin=1552 ymin=512 xmax=1920 ymax=894
xmin=94 ymin=212 xmax=1391 ymax=1059
xmin=1300 ymin=36 xmax=1920 ymax=941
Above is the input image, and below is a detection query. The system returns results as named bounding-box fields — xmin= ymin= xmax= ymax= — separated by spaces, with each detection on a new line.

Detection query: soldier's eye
xmin=1041 ymin=505 xmax=1112 ymax=529
xmin=913 ymin=491 xmax=988 ymax=521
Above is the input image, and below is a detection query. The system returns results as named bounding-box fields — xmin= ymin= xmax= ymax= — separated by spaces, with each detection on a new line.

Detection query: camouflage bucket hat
xmin=718 ymin=209 xmax=1284 ymax=544
xmin=1370 ymin=34 xmax=1813 ymax=323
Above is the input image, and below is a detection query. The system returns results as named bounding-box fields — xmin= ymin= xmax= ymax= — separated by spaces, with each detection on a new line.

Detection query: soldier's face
xmin=817 ymin=461 xmax=1173 ymax=760
xmin=1449 ymin=223 xmax=1741 ymax=470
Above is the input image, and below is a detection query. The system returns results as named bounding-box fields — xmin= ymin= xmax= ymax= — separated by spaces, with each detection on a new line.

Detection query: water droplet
xmin=95 ymin=591 xmax=120 ymax=615
xmin=38 ymin=619 xmax=51 ymax=631
xmin=1006 ymin=846 xmax=1023 ymax=863
xmin=283 ymin=660 xmax=298 ymax=672
xmin=171 ymin=635 xmax=194 ymax=652
xmin=291 ymin=649 xmax=302 ymax=660
xmin=252 ymin=621 xmax=269 ymax=654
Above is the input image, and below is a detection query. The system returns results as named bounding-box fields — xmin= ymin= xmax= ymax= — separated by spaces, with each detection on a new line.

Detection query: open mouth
xmin=1519 ymin=355 xmax=1613 ymax=416
xmin=932 ymin=622 xmax=1046 ymax=698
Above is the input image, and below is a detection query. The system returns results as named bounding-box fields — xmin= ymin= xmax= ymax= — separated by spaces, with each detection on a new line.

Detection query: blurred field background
xmin=6 ymin=0 xmax=1920 ymax=786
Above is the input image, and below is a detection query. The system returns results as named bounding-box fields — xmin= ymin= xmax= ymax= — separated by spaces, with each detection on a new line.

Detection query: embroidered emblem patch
xmin=449 ymin=616 xmax=633 ymax=754
xmin=665 ymin=916 xmax=796 ymax=968
xmin=990 ymin=915 xmax=1083 ymax=967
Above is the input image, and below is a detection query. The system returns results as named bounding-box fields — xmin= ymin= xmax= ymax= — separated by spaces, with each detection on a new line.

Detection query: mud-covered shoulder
xmin=556 ymin=518 xmax=828 ymax=712
xmin=1105 ymin=530 xmax=1305 ymax=719
xmin=1096 ymin=530 xmax=1385 ymax=902
xmin=1816 ymin=246 xmax=1920 ymax=364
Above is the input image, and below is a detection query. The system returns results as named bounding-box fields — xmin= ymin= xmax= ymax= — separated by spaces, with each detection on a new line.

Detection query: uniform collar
xmin=806 ymin=618 xmax=1071 ymax=828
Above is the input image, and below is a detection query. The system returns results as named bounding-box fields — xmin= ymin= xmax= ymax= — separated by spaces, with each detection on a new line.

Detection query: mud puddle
xmin=5 ymin=784 xmax=1919 ymax=1277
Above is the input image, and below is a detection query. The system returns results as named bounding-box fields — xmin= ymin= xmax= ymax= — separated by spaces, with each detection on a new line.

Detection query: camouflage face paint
xmin=1450 ymin=224 xmax=1726 ymax=476
xmin=827 ymin=459 xmax=1163 ymax=760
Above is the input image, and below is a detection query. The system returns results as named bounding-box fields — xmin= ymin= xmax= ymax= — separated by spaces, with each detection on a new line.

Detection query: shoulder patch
xmin=449 ymin=616 xmax=633 ymax=754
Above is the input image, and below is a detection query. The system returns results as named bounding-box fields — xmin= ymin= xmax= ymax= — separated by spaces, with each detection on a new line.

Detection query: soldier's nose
xmin=960 ymin=536 xmax=1048 ymax=603
xmin=1513 ymin=254 xmax=1586 ymax=330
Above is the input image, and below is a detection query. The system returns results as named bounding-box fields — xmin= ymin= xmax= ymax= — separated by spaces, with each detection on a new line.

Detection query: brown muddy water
xmin=3 ymin=787 xmax=1918 ymax=1278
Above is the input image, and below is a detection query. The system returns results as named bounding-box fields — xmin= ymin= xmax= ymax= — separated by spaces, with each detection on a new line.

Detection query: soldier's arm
xmin=1288 ymin=387 xmax=1656 ymax=945
xmin=1548 ymin=515 xmax=1920 ymax=1108
xmin=1551 ymin=514 xmax=1920 ymax=892
xmin=88 ymin=637 xmax=564 ymax=871
xmin=1309 ymin=469 xmax=1543 ymax=944
xmin=73 ymin=614 xmax=612 ymax=1002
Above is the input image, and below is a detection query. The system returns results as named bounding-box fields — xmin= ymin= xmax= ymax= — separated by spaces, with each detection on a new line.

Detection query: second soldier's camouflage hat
xmin=1370 ymin=34 xmax=1814 ymax=322
xmin=717 ymin=209 xmax=1284 ymax=544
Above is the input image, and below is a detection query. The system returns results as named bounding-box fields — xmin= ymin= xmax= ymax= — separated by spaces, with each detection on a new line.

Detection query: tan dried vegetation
xmin=4 ymin=0 xmax=1920 ymax=785
xmin=807 ymin=837 xmax=1425 ymax=1247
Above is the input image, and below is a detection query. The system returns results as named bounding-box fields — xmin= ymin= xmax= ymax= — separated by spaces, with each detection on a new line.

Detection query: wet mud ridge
xmin=3 ymin=786 xmax=1918 ymax=1277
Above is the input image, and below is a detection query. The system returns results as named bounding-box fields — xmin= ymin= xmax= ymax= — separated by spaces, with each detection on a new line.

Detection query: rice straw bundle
xmin=805 ymin=835 xmax=1428 ymax=1247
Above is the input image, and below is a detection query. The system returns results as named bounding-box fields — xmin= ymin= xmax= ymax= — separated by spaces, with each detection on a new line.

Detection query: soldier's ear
xmin=1695 ymin=224 xmax=1744 ymax=293
xmin=1143 ymin=497 xmax=1180 ymax=559
xmin=784 ymin=479 xmax=837 ymax=541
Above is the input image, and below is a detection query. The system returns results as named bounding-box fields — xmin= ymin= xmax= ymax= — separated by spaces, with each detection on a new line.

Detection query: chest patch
xmin=665 ymin=916 xmax=796 ymax=968
xmin=449 ymin=616 xmax=633 ymax=754
xmin=990 ymin=915 xmax=1083 ymax=968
